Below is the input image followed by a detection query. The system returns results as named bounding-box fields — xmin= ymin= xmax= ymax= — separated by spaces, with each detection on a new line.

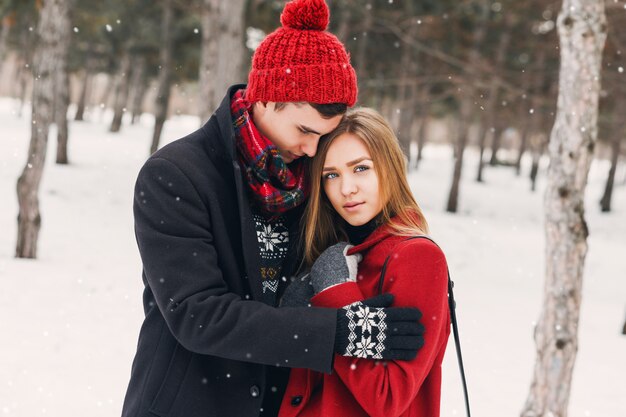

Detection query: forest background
xmin=0 ymin=1 xmax=625 ymax=416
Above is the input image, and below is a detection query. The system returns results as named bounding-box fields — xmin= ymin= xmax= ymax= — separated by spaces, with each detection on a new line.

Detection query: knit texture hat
xmin=246 ymin=0 xmax=357 ymax=106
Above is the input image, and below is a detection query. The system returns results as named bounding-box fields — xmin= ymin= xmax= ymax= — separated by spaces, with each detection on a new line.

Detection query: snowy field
xmin=0 ymin=98 xmax=625 ymax=417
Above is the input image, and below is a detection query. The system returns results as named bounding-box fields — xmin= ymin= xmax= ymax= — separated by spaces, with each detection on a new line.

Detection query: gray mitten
xmin=279 ymin=272 xmax=314 ymax=307
xmin=310 ymin=242 xmax=362 ymax=294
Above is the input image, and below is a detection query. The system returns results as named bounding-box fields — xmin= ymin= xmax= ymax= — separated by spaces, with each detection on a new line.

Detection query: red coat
xmin=278 ymin=225 xmax=450 ymax=417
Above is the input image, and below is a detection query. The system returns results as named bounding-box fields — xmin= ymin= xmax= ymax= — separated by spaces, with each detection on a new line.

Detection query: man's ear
xmin=252 ymin=101 xmax=272 ymax=116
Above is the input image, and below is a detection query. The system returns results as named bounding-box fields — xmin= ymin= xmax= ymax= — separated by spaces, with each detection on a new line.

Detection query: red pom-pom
xmin=280 ymin=0 xmax=329 ymax=31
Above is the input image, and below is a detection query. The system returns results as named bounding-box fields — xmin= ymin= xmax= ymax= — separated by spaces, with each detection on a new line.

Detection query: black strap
xmin=378 ymin=236 xmax=471 ymax=417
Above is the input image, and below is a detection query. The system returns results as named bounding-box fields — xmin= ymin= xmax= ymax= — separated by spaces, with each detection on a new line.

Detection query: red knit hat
xmin=246 ymin=0 xmax=357 ymax=106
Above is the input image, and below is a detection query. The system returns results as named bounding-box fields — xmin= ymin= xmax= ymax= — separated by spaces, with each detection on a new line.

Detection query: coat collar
xmin=346 ymin=221 xmax=397 ymax=256
xmin=346 ymin=213 xmax=423 ymax=257
xmin=201 ymin=84 xmax=247 ymax=163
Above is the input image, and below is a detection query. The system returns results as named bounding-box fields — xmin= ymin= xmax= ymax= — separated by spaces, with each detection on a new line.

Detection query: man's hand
xmin=279 ymin=272 xmax=314 ymax=308
xmin=334 ymin=294 xmax=425 ymax=361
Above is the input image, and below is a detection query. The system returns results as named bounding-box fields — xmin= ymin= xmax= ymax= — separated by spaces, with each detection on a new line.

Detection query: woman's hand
xmin=310 ymin=242 xmax=362 ymax=294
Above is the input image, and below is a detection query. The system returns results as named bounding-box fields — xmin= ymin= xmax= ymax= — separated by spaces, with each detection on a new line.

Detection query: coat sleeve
xmin=309 ymin=239 xmax=450 ymax=417
xmin=134 ymin=156 xmax=337 ymax=373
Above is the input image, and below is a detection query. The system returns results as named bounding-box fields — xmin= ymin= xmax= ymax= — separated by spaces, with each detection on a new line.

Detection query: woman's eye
xmin=299 ymin=127 xmax=311 ymax=134
xmin=323 ymin=172 xmax=338 ymax=180
xmin=355 ymin=165 xmax=370 ymax=173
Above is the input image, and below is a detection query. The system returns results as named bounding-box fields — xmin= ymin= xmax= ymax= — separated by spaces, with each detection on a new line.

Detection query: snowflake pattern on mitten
xmin=343 ymin=301 xmax=388 ymax=359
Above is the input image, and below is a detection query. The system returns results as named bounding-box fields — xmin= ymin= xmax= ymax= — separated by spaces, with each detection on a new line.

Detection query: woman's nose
xmin=341 ymin=176 xmax=357 ymax=196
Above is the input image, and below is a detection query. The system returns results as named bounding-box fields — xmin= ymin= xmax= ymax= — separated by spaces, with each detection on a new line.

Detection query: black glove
xmin=334 ymin=293 xmax=425 ymax=361
xmin=279 ymin=272 xmax=314 ymax=308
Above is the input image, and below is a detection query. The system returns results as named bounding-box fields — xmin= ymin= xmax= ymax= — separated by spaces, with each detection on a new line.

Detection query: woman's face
xmin=322 ymin=133 xmax=383 ymax=226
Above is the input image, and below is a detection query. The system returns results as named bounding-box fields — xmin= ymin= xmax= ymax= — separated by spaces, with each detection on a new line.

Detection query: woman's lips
xmin=343 ymin=202 xmax=364 ymax=212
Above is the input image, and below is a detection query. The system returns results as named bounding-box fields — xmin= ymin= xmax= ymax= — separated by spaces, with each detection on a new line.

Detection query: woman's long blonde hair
xmin=303 ymin=107 xmax=429 ymax=266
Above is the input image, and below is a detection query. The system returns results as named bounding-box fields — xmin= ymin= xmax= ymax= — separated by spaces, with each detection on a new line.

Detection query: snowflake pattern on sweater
xmin=253 ymin=213 xmax=289 ymax=305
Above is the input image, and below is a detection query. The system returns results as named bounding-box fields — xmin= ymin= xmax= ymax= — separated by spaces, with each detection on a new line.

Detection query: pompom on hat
xmin=246 ymin=0 xmax=357 ymax=106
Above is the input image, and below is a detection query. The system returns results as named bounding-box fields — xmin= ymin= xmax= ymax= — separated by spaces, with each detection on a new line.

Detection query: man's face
xmin=251 ymin=102 xmax=343 ymax=163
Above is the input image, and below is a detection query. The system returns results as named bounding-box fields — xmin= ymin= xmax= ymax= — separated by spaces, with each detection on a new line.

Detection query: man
xmin=121 ymin=1 xmax=425 ymax=416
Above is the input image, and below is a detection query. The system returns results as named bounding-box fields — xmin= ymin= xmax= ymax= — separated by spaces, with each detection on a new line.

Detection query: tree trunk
xmin=599 ymin=124 xmax=623 ymax=212
xmin=521 ymin=1 xmax=607 ymax=416
xmin=129 ymin=55 xmax=148 ymax=124
xmin=354 ymin=3 xmax=373 ymax=96
xmin=14 ymin=27 xmax=33 ymax=118
xmin=476 ymin=108 xmax=493 ymax=182
xmin=74 ymin=69 xmax=92 ymax=121
xmin=529 ymin=106 xmax=555 ymax=192
xmin=446 ymin=95 xmax=471 ymax=213
xmin=416 ymin=116 xmax=428 ymax=164
xmin=213 ymin=0 xmax=246 ymax=111
xmin=529 ymin=133 xmax=548 ymax=192
xmin=17 ymin=68 xmax=30 ymax=117
xmin=514 ymin=47 xmax=542 ymax=176
xmin=198 ymin=0 xmax=219 ymax=124
xmin=488 ymin=124 xmax=505 ymax=166
xmin=396 ymin=2 xmax=420 ymax=161
xmin=110 ymin=52 xmax=133 ymax=132
xmin=54 ymin=11 xmax=71 ymax=165
xmin=477 ymin=22 xmax=511 ymax=181
xmin=0 ymin=15 xmax=11 ymax=66
xmin=408 ymin=117 xmax=423 ymax=170
xmin=74 ymin=45 xmax=96 ymax=122
xmin=530 ymin=49 xmax=552 ymax=186
xmin=198 ymin=0 xmax=246 ymax=124
xmin=446 ymin=0 xmax=490 ymax=212
xmin=528 ymin=136 xmax=542 ymax=192
xmin=514 ymin=94 xmax=531 ymax=177
xmin=55 ymin=59 xmax=70 ymax=164
xmin=150 ymin=0 xmax=174 ymax=155
xmin=96 ymin=74 xmax=114 ymax=122
xmin=489 ymin=120 xmax=509 ymax=166
xmin=416 ymin=85 xmax=430 ymax=166
xmin=515 ymin=122 xmax=530 ymax=176
xmin=488 ymin=129 xmax=501 ymax=166
xmin=16 ymin=0 xmax=71 ymax=259
xmin=333 ymin=0 xmax=351 ymax=43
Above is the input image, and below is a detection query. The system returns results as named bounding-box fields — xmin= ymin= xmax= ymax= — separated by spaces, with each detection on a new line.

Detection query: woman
xmin=279 ymin=108 xmax=450 ymax=417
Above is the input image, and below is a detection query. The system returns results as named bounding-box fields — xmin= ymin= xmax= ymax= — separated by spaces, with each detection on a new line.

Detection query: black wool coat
xmin=121 ymin=85 xmax=337 ymax=417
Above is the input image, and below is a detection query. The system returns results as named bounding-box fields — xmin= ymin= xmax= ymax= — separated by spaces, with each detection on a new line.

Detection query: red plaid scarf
xmin=231 ymin=89 xmax=309 ymax=216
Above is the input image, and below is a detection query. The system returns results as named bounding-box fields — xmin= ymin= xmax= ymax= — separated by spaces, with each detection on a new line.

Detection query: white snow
xmin=1 ymin=98 xmax=625 ymax=417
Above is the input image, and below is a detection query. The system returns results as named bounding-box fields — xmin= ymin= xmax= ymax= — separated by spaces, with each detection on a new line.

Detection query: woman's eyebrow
xmin=346 ymin=157 xmax=372 ymax=166
xmin=322 ymin=157 xmax=372 ymax=172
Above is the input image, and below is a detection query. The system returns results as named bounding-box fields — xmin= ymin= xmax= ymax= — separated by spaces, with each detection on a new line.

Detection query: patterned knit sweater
xmin=252 ymin=208 xmax=291 ymax=306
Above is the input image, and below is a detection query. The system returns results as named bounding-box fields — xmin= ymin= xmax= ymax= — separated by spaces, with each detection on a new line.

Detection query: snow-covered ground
xmin=0 ymin=98 xmax=624 ymax=417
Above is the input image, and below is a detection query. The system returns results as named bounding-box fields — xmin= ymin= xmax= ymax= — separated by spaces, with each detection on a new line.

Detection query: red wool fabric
xmin=279 ymin=225 xmax=451 ymax=417
xmin=230 ymin=89 xmax=309 ymax=216
xmin=246 ymin=0 xmax=357 ymax=106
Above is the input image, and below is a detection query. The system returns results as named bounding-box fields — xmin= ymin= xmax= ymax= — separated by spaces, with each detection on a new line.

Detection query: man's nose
xmin=301 ymin=136 xmax=321 ymax=157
